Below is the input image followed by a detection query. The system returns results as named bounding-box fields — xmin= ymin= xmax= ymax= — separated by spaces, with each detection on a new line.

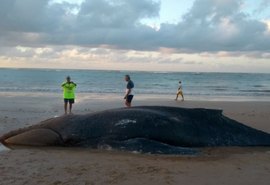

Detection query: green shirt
xmin=62 ymin=82 xmax=76 ymax=99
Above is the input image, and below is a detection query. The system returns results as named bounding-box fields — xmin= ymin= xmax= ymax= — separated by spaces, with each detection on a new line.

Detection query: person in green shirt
xmin=61 ymin=76 xmax=77 ymax=114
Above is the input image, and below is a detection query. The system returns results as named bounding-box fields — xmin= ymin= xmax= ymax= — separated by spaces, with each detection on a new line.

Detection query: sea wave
xmin=0 ymin=68 xmax=270 ymax=100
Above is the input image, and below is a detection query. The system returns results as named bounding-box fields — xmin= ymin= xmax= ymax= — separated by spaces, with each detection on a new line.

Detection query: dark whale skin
xmin=1 ymin=106 xmax=270 ymax=154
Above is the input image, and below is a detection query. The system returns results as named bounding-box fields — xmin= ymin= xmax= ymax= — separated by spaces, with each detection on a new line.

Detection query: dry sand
xmin=0 ymin=92 xmax=270 ymax=185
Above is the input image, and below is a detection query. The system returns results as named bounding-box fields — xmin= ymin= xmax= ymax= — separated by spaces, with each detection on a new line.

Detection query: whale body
xmin=1 ymin=106 xmax=270 ymax=154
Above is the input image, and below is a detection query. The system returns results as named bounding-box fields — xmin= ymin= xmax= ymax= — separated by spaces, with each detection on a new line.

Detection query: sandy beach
xmin=0 ymin=92 xmax=270 ymax=185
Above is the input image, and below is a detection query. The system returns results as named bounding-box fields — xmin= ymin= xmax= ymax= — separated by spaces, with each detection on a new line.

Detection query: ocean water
xmin=0 ymin=68 xmax=270 ymax=101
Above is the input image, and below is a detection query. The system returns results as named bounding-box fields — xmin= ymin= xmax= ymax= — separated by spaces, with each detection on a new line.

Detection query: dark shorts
xmin=126 ymin=95 xmax=134 ymax=103
xmin=64 ymin=99 xmax=75 ymax=104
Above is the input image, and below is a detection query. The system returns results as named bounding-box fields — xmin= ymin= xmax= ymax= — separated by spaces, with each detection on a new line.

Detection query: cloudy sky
xmin=0 ymin=0 xmax=270 ymax=73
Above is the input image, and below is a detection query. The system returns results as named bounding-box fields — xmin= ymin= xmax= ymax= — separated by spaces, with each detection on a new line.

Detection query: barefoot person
xmin=124 ymin=75 xmax=134 ymax=107
xmin=61 ymin=76 xmax=77 ymax=114
xmin=175 ymin=81 xmax=184 ymax=101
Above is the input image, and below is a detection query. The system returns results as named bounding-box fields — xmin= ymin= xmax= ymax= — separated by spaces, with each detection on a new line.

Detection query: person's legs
xmin=69 ymin=103 xmax=72 ymax=114
xmin=64 ymin=100 xmax=68 ymax=115
xmin=175 ymin=92 xmax=181 ymax=100
xmin=178 ymin=91 xmax=184 ymax=101
xmin=175 ymin=93 xmax=179 ymax=100
xmin=68 ymin=99 xmax=74 ymax=114
xmin=175 ymin=92 xmax=184 ymax=101
xmin=125 ymin=95 xmax=133 ymax=107
xmin=181 ymin=92 xmax=184 ymax=101
xmin=125 ymin=101 xmax=131 ymax=107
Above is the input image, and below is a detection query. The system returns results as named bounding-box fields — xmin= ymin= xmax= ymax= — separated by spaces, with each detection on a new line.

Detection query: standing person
xmin=61 ymin=76 xmax=77 ymax=114
xmin=124 ymin=75 xmax=134 ymax=107
xmin=175 ymin=81 xmax=184 ymax=101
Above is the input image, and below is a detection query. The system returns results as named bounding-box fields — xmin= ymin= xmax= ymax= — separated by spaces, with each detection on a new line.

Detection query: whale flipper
xmin=106 ymin=138 xmax=198 ymax=155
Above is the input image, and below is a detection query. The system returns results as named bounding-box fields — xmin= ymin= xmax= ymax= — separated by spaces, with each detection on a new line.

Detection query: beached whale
xmin=1 ymin=106 xmax=270 ymax=154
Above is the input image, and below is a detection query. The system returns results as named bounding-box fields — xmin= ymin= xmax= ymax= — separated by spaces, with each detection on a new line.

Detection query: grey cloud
xmin=0 ymin=0 xmax=52 ymax=32
xmin=0 ymin=0 xmax=270 ymax=53
xmin=183 ymin=0 xmax=242 ymax=21
xmin=78 ymin=0 xmax=159 ymax=27
xmin=158 ymin=0 xmax=270 ymax=52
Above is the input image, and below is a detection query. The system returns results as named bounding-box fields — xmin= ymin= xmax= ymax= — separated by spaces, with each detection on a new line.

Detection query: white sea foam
xmin=0 ymin=144 xmax=9 ymax=152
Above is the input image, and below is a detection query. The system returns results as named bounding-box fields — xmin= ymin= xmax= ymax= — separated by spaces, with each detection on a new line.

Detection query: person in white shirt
xmin=175 ymin=81 xmax=184 ymax=101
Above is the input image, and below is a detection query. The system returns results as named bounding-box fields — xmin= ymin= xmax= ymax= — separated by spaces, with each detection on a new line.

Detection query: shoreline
xmin=1 ymin=91 xmax=270 ymax=102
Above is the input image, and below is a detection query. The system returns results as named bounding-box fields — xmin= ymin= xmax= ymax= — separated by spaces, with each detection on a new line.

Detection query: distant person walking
xmin=124 ymin=75 xmax=134 ymax=107
xmin=62 ymin=76 xmax=77 ymax=114
xmin=175 ymin=81 xmax=184 ymax=101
